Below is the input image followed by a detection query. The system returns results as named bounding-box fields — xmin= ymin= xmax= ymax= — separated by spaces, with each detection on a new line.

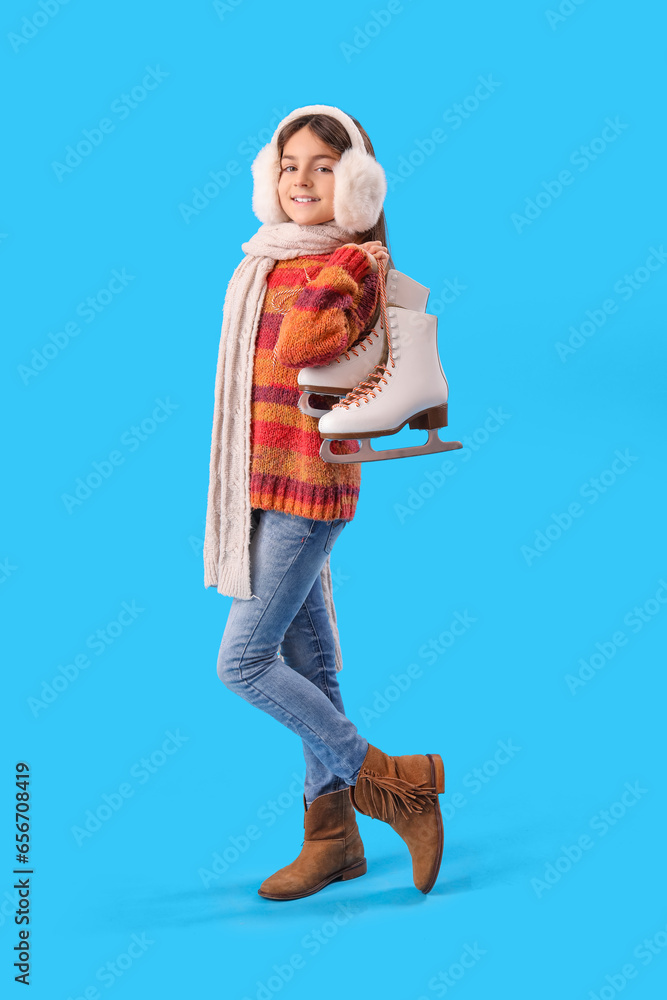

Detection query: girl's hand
xmin=342 ymin=240 xmax=389 ymax=273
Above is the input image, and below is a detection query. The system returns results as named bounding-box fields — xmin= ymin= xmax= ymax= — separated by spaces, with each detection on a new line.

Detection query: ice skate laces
xmin=333 ymin=258 xmax=395 ymax=410
xmin=334 ymin=328 xmax=380 ymax=364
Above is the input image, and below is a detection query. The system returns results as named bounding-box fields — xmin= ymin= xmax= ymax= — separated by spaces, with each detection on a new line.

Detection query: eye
xmin=281 ymin=165 xmax=332 ymax=172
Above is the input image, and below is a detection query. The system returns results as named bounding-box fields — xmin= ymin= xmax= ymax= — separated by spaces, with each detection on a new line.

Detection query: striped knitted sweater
xmin=250 ymin=244 xmax=380 ymax=521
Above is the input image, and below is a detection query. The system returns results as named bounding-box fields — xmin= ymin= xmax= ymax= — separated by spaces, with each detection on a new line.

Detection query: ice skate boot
xmin=297 ymin=269 xmax=430 ymax=419
xmin=317 ymin=267 xmax=463 ymax=463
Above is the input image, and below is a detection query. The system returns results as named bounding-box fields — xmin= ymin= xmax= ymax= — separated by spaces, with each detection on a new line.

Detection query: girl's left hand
xmin=343 ymin=241 xmax=389 ymax=273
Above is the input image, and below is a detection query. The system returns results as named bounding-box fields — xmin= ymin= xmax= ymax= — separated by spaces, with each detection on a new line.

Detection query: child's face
xmin=278 ymin=126 xmax=340 ymax=226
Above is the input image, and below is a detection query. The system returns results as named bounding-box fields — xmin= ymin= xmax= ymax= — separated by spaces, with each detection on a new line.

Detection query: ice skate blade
xmin=297 ymin=390 xmax=340 ymax=419
xmin=320 ymin=429 xmax=463 ymax=464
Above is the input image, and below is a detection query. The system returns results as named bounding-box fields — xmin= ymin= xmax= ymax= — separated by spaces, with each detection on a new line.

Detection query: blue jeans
xmin=217 ymin=508 xmax=369 ymax=807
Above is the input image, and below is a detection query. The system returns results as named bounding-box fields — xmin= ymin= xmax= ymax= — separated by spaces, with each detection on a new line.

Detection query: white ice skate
xmin=317 ymin=264 xmax=463 ymax=463
xmin=297 ymin=269 xmax=430 ymax=419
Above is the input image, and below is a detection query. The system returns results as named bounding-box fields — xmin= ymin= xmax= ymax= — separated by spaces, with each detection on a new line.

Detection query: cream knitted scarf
xmin=203 ymin=219 xmax=360 ymax=672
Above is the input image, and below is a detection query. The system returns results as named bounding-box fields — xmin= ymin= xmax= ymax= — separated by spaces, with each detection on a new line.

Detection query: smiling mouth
xmin=292 ymin=197 xmax=320 ymax=203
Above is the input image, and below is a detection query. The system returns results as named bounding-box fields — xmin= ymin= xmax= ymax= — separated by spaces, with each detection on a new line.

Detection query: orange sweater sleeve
xmin=273 ymin=245 xmax=380 ymax=369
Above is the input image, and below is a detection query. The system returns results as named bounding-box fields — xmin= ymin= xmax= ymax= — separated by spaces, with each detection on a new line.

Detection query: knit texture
xmin=203 ymin=221 xmax=374 ymax=672
xmin=250 ymin=245 xmax=379 ymax=521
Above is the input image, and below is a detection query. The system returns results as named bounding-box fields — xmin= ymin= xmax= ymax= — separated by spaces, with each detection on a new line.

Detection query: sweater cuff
xmin=327 ymin=244 xmax=373 ymax=282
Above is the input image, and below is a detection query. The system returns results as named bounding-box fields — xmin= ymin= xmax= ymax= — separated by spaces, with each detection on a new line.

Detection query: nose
xmin=291 ymin=165 xmax=314 ymax=184
xmin=291 ymin=180 xmax=314 ymax=196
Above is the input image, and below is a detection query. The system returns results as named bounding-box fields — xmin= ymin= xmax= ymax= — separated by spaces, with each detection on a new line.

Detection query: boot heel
xmin=408 ymin=403 xmax=448 ymax=430
xmin=341 ymin=859 xmax=367 ymax=880
xmin=428 ymin=754 xmax=445 ymax=794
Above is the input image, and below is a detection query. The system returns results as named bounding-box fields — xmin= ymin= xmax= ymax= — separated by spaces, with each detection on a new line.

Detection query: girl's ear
xmin=251 ymin=143 xmax=291 ymax=225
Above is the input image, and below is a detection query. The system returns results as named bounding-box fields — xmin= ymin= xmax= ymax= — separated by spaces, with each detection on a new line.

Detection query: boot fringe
xmin=357 ymin=771 xmax=438 ymax=821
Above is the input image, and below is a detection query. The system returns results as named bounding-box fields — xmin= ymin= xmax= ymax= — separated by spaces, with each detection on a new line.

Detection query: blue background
xmin=4 ymin=0 xmax=667 ymax=997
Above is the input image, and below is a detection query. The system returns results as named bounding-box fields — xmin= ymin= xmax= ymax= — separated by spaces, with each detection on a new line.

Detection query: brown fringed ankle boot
xmin=349 ymin=744 xmax=445 ymax=894
xmin=258 ymin=787 xmax=367 ymax=900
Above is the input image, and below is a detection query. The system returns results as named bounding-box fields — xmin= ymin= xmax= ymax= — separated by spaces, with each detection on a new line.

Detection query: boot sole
xmin=318 ymin=403 xmax=449 ymax=440
xmin=257 ymin=858 xmax=367 ymax=901
xmin=420 ymin=754 xmax=445 ymax=895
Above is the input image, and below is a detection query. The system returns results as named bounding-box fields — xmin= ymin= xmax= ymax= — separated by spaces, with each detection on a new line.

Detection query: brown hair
xmin=277 ymin=112 xmax=394 ymax=335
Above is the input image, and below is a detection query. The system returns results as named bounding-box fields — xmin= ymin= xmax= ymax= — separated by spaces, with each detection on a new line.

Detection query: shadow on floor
xmin=89 ymin=826 xmax=538 ymax=932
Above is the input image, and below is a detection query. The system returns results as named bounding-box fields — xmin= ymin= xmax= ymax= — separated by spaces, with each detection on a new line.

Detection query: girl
xmin=204 ymin=104 xmax=445 ymax=900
